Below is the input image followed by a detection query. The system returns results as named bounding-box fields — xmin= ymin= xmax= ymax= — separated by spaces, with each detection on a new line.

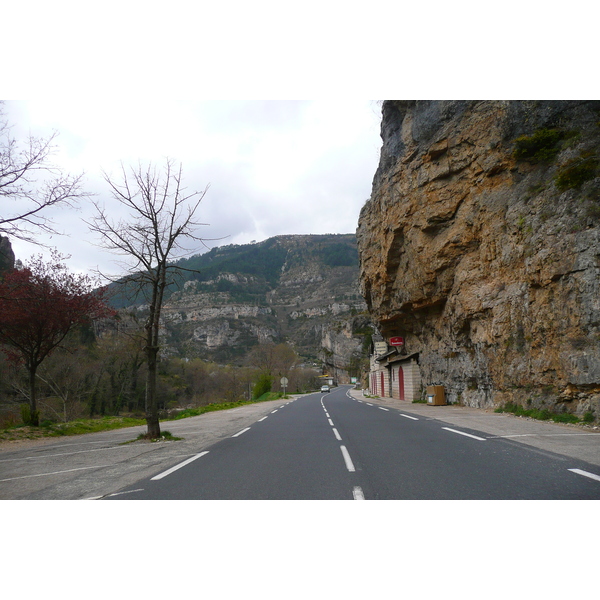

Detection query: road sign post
xmin=280 ymin=376 xmax=289 ymax=397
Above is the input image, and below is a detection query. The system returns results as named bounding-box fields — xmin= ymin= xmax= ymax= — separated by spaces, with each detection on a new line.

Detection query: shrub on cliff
xmin=513 ymin=128 xmax=564 ymax=163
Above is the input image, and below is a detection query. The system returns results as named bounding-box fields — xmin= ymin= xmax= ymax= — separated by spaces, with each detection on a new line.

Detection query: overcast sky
xmin=3 ymin=99 xmax=383 ymax=277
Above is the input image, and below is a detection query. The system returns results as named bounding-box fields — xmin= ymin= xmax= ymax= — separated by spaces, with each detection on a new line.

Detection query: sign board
xmin=374 ymin=341 xmax=388 ymax=355
xmin=280 ymin=377 xmax=289 ymax=386
xmin=389 ymin=336 xmax=404 ymax=347
xmin=351 ymin=377 xmax=357 ymax=384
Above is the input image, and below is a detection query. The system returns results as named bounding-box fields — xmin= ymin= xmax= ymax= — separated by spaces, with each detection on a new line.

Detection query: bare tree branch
xmin=0 ymin=102 xmax=89 ymax=244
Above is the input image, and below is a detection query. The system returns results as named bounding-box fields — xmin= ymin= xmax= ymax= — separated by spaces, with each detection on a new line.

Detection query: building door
xmin=398 ymin=365 xmax=405 ymax=401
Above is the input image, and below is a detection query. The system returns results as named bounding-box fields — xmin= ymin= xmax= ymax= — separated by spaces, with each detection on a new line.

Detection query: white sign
xmin=280 ymin=377 xmax=289 ymax=386
xmin=374 ymin=341 xmax=388 ymax=356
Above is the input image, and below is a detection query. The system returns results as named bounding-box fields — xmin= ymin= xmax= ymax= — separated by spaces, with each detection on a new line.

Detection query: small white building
xmin=368 ymin=346 xmax=421 ymax=402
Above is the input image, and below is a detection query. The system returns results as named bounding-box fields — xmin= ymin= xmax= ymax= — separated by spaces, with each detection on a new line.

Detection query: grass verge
xmin=494 ymin=402 xmax=592 ymax=424
xmin=0 ymin=391 xmax=295 ymax=443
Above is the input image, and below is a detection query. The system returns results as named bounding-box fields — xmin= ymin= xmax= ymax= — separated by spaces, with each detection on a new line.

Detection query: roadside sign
xmin=389 ymin=336 xmax=404 ymax=346
xmin=280 ymin=377 xmax=288 ymax=386
xmin=374 ymin=341 xmax=388 ymax=355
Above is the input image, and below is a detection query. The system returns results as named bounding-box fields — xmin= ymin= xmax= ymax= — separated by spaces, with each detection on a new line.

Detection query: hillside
xmin=114 ymin=233 xmax=371 ymax=381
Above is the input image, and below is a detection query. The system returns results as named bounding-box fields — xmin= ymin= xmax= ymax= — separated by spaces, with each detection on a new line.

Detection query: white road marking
xmin=0 ymin=445 xmax=129 ymax=463
xmin=232 ymin=427 xmax=251 ymax=438
xmin=151 ymin=452 xmax=209 ymax=480
xmin=0 ymin=464 xmax=113 ymax=483
xmin=325 ymin=412 xmax=330 ymax=417
xmin=442 ymin=427 xmax=486 ymax=441
xmin=271 ymin=409 xmax=278 ymax=413
xmin=340 ymin=445 xmax=356 ymax=472
xmin=106 ymin=488 xmax=145 ymax=498
xmin=366 ymin=403 xmax=373 ymax=406
xmin=328 ymin=418 xmax=335 ymax=427
xmin=332 ymin=428 xmax=342 ymax=441
xmin=258 ymin=416 xmax=268 ymax=422
xmin=400 ymin=414 xmax=419 ymax=421
xmin=568 ymin=468 xmax=600 ymax=483
xmin=353 ymin=486 xmax=365 ymax=500
xmin=378 ymin=407 xmax=389 ymax=411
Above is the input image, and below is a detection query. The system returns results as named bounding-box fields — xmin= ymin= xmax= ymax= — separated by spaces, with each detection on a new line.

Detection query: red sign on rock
xmin=389 ymin=336 xmax=404 ymax=346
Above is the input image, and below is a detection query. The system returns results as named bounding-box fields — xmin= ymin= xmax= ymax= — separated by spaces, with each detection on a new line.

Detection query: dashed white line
xmin=400 ymin=414 xmax=419 ymax=421
xmin=378 ymin=407 xmax=389 ymax=412
xmin=365 ymin=403 xmax=373 ymax=406
xmin=151 ymin=452 xmax=209 ymax=480
xmin=328 ymin=418 xmax=335 ymax=427
xmin=332 ymin=428 xmax=342 ymax=441
xmin=442 ymin=427 xmax=486 ymax=441
xmin=258 ymin=416 xmax=268 ymax=422
xmin=353 ymin=486 xmax=365 ymax=500
xmin=271 ymin=409 xmax=278 ymax=414
xmin=568 ymin=468 xmax=600 ymax=483
xmin=232 ymin=427 xmax=251 ymax=438
xmin=340 ymin=445 xmax=356 ymax=472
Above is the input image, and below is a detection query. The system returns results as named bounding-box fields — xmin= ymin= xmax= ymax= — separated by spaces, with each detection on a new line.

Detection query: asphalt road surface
xmin=104 ymin=385 xmax=600 ymax=500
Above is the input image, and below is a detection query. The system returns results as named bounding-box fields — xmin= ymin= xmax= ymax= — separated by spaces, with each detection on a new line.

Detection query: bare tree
xmin=87 ymin=159 xmax=209 ymax=438
xmin=0 ymin=102 xmax=88 ymax=244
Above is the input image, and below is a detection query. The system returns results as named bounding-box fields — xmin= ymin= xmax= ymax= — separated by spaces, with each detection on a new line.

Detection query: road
xmin=110 ymin=385 xmax=600 ymax=500
xmin=2 ymin=385 xmax=600 ymax=499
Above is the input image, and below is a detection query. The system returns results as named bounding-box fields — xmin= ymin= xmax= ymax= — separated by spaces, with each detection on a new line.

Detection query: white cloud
xmin=3 ymin=99 xmax=382 ymax=276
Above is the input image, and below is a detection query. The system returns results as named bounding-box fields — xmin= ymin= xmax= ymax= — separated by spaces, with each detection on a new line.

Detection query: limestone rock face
xmin=357 ymin=100 xmax=600 ymax=415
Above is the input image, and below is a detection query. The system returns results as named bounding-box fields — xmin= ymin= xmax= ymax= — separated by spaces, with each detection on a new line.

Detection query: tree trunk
xmin=145 ymin=344 xmax=161 ymax=438
xmin=28 ymin=363 xmax=40 ymax=426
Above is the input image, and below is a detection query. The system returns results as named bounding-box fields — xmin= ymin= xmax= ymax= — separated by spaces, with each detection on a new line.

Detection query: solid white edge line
xmin=340 ymin=445 xmax=356 ymax=472
xmin=353 ymin=486 xmax=365 ymax=500
xmin=569 ymin=468 xmax=600 ymax=482
xmin=332 ymin=428 xmax=342 ymax=441
xmin=400 ymin=414 xmax=419 ymax=421
xmin=442 ymin=427 xmax=486 ymax=441
xmin=232 ymin=427 xmax=251 ymax=438
xmin=150 ymin=452 xmax=210 ymax=481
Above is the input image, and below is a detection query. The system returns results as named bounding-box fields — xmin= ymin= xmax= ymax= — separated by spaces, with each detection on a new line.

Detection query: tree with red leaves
xmin=0 ymin=252 xmax=114 ymax=425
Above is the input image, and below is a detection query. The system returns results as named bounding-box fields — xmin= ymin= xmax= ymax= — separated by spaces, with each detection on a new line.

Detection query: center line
xmin=328 ymin=418 xmax=335 ymax=427
xmin=340 ymin=445 xmax=356 ymax=472
xmin=353 ymin=486 xmax=365 ymax=500
xmin=332 ymin=428 xmax=342 ymax=441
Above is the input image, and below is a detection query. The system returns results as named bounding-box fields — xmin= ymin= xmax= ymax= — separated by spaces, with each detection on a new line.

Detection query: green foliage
xmin=494 ymin=402 xmax=582 ymax=424
xmin=252 ymin=373 xmax=273 ymax=399
xmin=321 ymin=243 xmax=359 ymax=267
xmin=555 ymin=152 xmax=598 ymax=191
xmin=583 ymin=411 xmax=595 ymax=423
xmin=513 ymin=128 xmax=564 ymax=163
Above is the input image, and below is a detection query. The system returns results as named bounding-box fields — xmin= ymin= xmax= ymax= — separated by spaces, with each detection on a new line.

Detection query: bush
xmin=513 ymin=128 xmax=564 ymax=163
xmin=555 ymin=153 xmax=598 ymax=191
xmin=252 ymin=373 xmax=273 ymax=399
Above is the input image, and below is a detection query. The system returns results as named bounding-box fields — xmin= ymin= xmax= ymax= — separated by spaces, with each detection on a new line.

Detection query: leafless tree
xmin=0 ymin=102 xmax=88 ymax=244
xmin=87 ymin=159 xmax=210 ymax=438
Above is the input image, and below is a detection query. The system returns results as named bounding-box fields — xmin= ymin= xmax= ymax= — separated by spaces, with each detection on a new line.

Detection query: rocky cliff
xmin=119 ymin=234 xmax=370 ymax=381
xmin=357 ymin=100 xmax=600 ymax=417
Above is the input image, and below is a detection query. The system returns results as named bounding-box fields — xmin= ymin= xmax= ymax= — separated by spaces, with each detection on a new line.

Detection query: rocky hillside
xmin=358 ymin=100 xmax=600 ymax=417
xmin=118 ymin=234 xmax=370 ymax=381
